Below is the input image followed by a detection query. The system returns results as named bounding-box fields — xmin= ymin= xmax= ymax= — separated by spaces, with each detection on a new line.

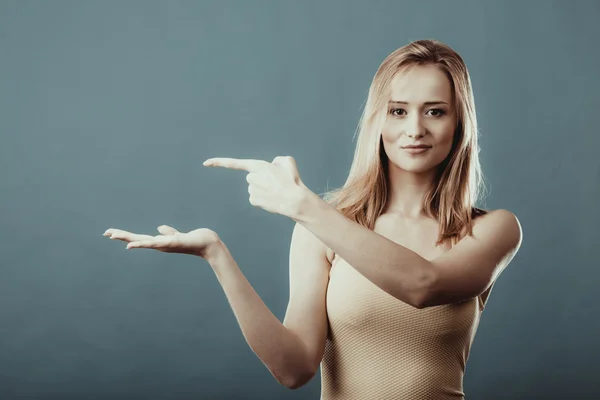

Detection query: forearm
xmin=204 ymin=241 xmax=312 ymax=388
xmin=292 ymin=190 xmax=434 ymax=308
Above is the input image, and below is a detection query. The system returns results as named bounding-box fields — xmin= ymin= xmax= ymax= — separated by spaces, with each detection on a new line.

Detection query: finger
xmin=157 ymin=225 xmax=180 ymax=235
xmin=271 ymin=155 xmax=292 ymax=164
xmin=282 ymin=156 xmax=298 ymax=169
xmin=103 ymin=229 xmax=118 ymax=236
xmin=104 ymin=228 xmax=135 ymax=236
xmin=113 ymin=234 xmax=153 ymax=242
xmin=127 ymin=236 xmax=171 ymax=250
xmin=272 ymin=156 xmax=299 ymax=173
xmin=203 ymin=158 xmax=268 ymax=172
xmin=104 ymin=229 xmax=152 ymax=242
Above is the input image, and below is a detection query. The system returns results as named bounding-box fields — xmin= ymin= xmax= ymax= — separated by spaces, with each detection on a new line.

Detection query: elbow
xmin=282 ymin=377 xmax=308 ymax=390
xmin=413 ymin=294 xmax=434 ymax=309
xmin=411 ymin=262 xmax=438 ymax=309
xmin=413 ymin=291 xmax=440 ymax=309
xmin=286 ymin=368 xmax=318 ymax=390
xmin=410 ymin=294 xmax=429 ymax=309
xmin=275 ymin=365 xmax=317 ymax=390
xmin=412 ymin=282 xmax=435 ymax=308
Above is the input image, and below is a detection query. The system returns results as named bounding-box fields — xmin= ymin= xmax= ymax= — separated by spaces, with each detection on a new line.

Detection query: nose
xmin=405 ymin=113 xmax=426 ymax=139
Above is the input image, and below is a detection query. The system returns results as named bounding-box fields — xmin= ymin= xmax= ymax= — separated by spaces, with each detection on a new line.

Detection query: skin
xmin=103 ymin=66 xmax=522 ymax=390
xmin=381 ymin=64 xmax=457 ymax=219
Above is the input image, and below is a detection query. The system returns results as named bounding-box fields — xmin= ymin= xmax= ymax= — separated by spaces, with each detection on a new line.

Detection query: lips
xmin=402 ymin=145 xmax=431 ymax=155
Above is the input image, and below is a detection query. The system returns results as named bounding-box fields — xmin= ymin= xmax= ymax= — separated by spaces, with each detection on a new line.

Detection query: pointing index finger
xmin=203 ymin=158 xmax=267 ymax=172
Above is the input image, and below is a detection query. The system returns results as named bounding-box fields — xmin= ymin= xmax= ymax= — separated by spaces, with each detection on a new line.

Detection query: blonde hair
xmin=321 ymin=39 xmax=488 ymax=246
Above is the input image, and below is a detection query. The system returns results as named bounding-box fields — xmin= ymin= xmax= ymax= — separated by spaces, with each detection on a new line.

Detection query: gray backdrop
xmin=1 ymin=0 xmax=598 ymax=399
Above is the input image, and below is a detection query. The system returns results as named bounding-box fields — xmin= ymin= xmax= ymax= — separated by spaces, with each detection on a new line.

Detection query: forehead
xmin=389 ymin=64 xmax=452 ymax=103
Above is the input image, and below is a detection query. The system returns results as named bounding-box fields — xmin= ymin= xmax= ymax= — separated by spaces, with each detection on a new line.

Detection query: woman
xmin=104 ymin=39 xmax=522 ymax=399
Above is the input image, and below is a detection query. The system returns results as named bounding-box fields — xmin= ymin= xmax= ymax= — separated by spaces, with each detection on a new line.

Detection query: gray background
xmin=1 ymin=0 xmax=598 ymax=399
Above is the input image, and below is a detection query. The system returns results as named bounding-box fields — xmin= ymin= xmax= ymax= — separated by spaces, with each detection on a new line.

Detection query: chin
xmin=389 ymin=157 xmax=443 ymax=174
xmin=397 ymin=165 xmax=435 ymax=174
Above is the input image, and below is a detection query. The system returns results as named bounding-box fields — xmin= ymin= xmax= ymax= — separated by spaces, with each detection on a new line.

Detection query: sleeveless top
xmin=320 ymin=254 xmax=492 ymax=400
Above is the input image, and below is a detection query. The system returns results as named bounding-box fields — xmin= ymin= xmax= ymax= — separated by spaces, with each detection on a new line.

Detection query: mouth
xmin=402 ymin=146 xmax=431 ymax=154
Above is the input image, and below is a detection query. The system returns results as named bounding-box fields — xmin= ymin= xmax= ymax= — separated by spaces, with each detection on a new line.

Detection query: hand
xmin=203 ymin=155 xmax=309 ymax=218
xmin=103 ymin=225 xmax=222 ymax=260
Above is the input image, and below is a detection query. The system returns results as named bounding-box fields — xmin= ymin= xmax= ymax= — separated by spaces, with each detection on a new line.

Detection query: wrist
xmin=203 ymin=238 xmax=230 ymax=266
xmin=290 ymin=186 xmax=325 ymax=225
xmin=205 ymin=240 xmax=241 ymax=282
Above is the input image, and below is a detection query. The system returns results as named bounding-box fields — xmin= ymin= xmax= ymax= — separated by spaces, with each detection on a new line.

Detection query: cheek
xmin=380 ymin=128 xmax=397 ymax=153
xmin=381 ymin=120 xmax=397 ymax=140
xmin=381 ymin=131 xmax=393 ymax=146
xmin=381 ymin=117 xmax=407 ymax=144
xmin=439 ymin=129 xmax=456 ymax=149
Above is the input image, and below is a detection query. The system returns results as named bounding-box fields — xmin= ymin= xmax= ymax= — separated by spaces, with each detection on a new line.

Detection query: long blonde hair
xmin=321 ymin=39 xmax=488 ymax=246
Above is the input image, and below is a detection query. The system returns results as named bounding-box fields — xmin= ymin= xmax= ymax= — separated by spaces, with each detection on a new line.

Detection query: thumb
xmin=282 ymin=156 xmax=304 ymax=185
xmin=157 ymin=225 xmax=180 ymax=235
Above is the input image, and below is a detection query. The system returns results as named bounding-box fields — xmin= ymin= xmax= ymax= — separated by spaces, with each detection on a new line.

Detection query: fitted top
xmin=320 ymin=254 xmax=491 ymax=400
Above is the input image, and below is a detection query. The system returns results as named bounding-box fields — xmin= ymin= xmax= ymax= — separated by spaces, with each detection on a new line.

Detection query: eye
xmin=427 ymin=109 xmax=445 ymax=117
xmin=389 ymin=108 xmax=406 ymax=116
xmin=388 ymin=108 xmax=446 ymax=117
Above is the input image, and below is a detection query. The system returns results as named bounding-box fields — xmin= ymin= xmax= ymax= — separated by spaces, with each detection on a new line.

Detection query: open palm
xmin=103 ymin=225 xmax=220 ymax=259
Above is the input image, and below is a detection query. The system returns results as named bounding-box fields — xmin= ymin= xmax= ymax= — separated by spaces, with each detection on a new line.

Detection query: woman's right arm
xmin=206 ymin=222 xmax=330 ymax=390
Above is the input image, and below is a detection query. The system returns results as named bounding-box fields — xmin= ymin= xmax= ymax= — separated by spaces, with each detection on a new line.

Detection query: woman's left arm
xmin=291 ymin=189 xmax=523 ymax=309
xmin=203 ymin=155 xmax=522 ymax=310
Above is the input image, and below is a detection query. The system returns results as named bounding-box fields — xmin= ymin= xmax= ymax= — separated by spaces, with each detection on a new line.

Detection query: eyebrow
xmin=388 ymin=100 xmax=449 ymax=105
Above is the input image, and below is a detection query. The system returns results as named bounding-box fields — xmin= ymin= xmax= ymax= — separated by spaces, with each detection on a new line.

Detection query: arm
xmin=292 ymin=190 xmax=522 ymax=309
xmin=207 ymin=222 xmax=329 ymax=389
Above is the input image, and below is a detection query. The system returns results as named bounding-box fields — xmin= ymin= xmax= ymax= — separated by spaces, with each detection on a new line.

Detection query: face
xmin=381 ymin=64 xmax=457 ymax=175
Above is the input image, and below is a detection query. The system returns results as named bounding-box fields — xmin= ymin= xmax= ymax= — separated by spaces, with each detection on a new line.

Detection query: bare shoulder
xmin=292 ymin=222 xmax=333 ymax=261
xmin=473 ymin=208 xmax=523 ymax=249
xmin=474 ymin=208 xmax=521 ymax=228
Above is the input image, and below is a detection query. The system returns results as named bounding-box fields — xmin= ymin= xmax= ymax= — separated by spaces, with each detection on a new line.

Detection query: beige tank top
xmin=320 ymin=254 xmax=491 ymax=399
